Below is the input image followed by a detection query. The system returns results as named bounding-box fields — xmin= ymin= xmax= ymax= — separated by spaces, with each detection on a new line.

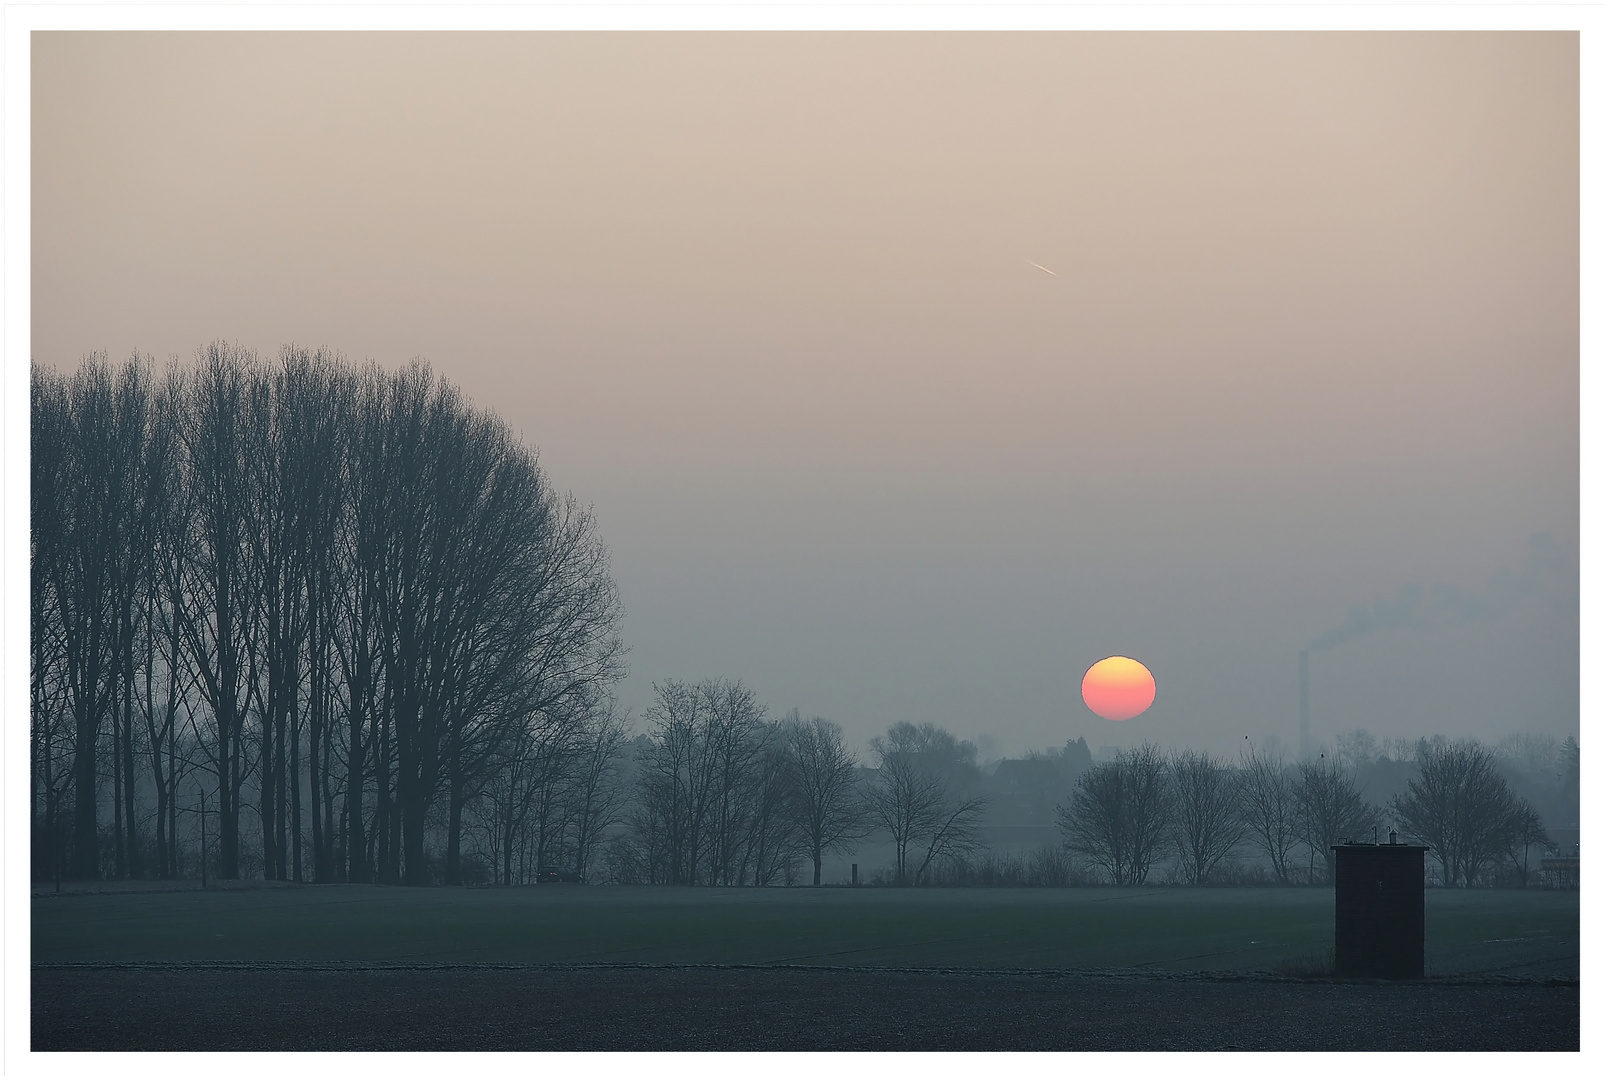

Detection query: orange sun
xmin=1081 ymin=656 xmax=1156 ymax=721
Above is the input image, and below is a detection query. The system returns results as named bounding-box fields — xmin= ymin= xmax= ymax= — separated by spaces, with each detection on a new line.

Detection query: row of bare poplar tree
xmin=31 ymin=346 xmax=624 ymax=885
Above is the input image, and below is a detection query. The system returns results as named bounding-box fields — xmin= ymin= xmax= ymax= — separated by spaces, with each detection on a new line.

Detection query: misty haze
xmin=27 ymin=30 xmax=1577 ymax=1053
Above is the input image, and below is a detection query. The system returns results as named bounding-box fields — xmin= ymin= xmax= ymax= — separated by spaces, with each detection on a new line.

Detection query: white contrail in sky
xmin=1028 ymin=260 xmax=1057 ymax=276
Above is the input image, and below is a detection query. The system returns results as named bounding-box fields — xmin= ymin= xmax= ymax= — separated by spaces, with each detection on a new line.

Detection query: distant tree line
xmin=601 ymin=687 xmax=985 ymax=888
xmin=31 ymin=346 xmax=624 ymax=885
xmin=1048 ymin=738 xmax=1564 ymax=888
xmin=598 ymin=709 xmax=1567 ymax=890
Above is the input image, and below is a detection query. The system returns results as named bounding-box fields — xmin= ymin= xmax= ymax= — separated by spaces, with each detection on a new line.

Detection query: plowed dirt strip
xmin=32 ymin=965 xmax=1577 ymax=1051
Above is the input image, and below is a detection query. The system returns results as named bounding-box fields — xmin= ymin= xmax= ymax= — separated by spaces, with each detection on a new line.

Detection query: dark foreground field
xmin=33 ymin=963 xmax=1576 ymax=1051
xmin=33 ymin=883 xmax=1578 ymax=1051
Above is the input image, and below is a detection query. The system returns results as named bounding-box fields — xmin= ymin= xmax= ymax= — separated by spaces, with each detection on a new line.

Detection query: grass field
xmin=32 ymin=882 xmax=1578 ymax=976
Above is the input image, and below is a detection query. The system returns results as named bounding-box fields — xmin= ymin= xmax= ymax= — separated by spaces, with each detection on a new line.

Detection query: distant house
xmin=991 ymin=758 xmax=1063 ymax=796
xmin=983 ymin=757 xmax=1071 ymax=827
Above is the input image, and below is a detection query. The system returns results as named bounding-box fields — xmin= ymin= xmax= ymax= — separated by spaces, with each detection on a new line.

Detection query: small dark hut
xmin=1332 ymin=839 xmax=1427 ymax=979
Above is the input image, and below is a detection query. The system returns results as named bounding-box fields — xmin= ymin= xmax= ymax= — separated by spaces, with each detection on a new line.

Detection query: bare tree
xmin=34 ymin=346 xmax=623 ymax=887
xmin=1392 ymin=740 xmax=1522 ymax=888
xmin=1335 ymin=728 xmax=1380 ymax=771
xmin=1238 ymin=747 xmax=1300 ymax=884
xmin=1381 ymin=737 xmax=1418 ymax=764
xmin=291 ymin=354 xmax=352 ymax=883
xmin=866 ymin=750 xmax=946 ymax=885
xmin=337 ymin=367 xmax=394 ymax=882
xmin=438 ymin=422 xmax=625 ymax=886
xmin=627 ymin=678 xmax=797 ymax=886
xmin=524 ymin=711 xmax=585 ymax=878
xmin=177 ymin=343 xmax=264 ymax=879
xmin=1294 ymin=756 xmax=1377 ymax=884
xmin=866 ymin=723 xmax=988 ymax=885
xmin=474 ymin=711 xmax=575 ymax=885
xmin=31 ymin=364 xmax=75 ymax=880
xmin=50 ymin=356 xmax=152 ymax=878
xmin=631 ymin=680 xmax=705 ymax=884
xmin=739 ymin=723 xmax=804 ymax=887
xmin=781 ymin=712 xmax=866 ymax=885
xmin=698 ymin=680 xmax=773 ymax=886
xmin=1056 ymin=743 xmax=1172 ymax=885
xmin=106 ymin=358 xmax=165 ymax=880
xmin=249 ymin=350 xmax=315 ymax=881
xmin=1504 ymin=798 xmax=1551 ymax=888
xmin=338 ymin=363 xmax=624 ymax=885
xmin=138 ymin=362 xmax=192 ymax=879
xmin=1168 ymin=750 xmax=1243 ymax=884
xmin=564 ymin=700 xmax=632 ymax=881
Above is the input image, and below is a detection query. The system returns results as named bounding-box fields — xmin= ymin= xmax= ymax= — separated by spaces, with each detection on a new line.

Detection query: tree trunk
xmin=445 ymin=753 xmax=463 ymax=886
xmin=260 ymin=690 xmax=276 ymax=880
xmin=71 ymin=688 xmax=100 ymax=879
xmin=345 ymin=671 xmax=366 ymax=884
xmin=123 ymin=643 xmax=140 ymax=878
xmin=389 ymin=800 xmax=403 ymax=885
xmin=290 ymin=693 xmax=303 ymax=883
xmin=219 ymin=695 xmax=240 ymax=878
xmin=112 ymin=700 xmax=125 ymax=878
xmin=376 ymin=708 xmax=395 ymax=884
xmin=308 ymin=677 xmax=323 ymax=882
xmin=322 ymin=710 xmax=337 ymax=881
xmin=402 ymin=766 xmax=429 ymax=885
xmin=166 ymin=732 xmax=178 ymax=877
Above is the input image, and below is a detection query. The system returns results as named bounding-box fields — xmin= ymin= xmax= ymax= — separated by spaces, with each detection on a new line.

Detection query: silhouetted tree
xmin=1334 ymin=728 xmax=1380 ymax=772
xmin=1168 ymin=750 xmax=1243 ymax=885
xmin=1505 ymin=798 xmax=1551 ymax=887
xmin=1053 ymin=738 xmax=1093 ymax=784
xmin=564 ymin=700 xmax=632 ymax=881
xmin=738 ymin=722 xmax=804 ymax=886
xmin=1392 ymin=740 xmax=1524 ymax=888
xmin=1294 ymin=757 xmax=1377 ymax=884
xmin=867 ymin=723 xmax=987 ymax=885
xmin=31 ymin=364 xmax=74 ymax=880
xmin=699 ymin=681 xmax=780 ymax=886
xmin=137 ymin=363 xmax=190 ymax=879
xmin=32 ymin=345 xmax=622 ymax=885
xmin=1056 ymin=742 xmax=1172 ymax=885
xmin=51 ymin=357 xmax=153 ymax=878
xmin=780 ymin=712 xmax=866 ymax=886
xmin=623 ymin=679 xmax=809 ymax=886
xmin=178 ymin=344 xmax=264 ymax=879
xmin=1238 ymin=747 xmax=1300 ymax=884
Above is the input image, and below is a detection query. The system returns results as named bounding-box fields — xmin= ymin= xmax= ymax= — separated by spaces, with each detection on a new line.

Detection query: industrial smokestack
xmin=1299 ymin=649 xmax=1311 ymax=759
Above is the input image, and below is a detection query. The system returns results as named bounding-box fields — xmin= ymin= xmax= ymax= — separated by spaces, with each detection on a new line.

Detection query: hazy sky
xmin=31 ymin=32 xmax=1578 ymax=759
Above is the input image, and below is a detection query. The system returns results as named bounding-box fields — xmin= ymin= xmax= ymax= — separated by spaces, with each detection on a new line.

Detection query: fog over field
xmin=31 ymin=32 xmax=1577 ymax=757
